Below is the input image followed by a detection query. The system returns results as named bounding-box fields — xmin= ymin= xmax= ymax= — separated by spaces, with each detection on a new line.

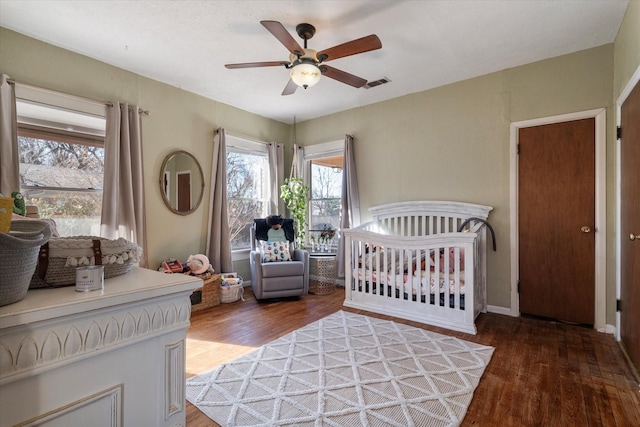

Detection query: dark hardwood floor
xmin=186 ymin=287 xmax=640 ymax=426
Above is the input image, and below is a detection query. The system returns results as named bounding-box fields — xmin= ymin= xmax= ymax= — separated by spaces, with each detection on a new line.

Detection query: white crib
xmin=343 ymin=201 xmax=493 ymax=334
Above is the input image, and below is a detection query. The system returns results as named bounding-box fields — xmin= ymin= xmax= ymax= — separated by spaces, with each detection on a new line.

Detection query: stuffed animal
xmin=11 ymin=191 xmax=26 ymax=216
xmin=266 ymin=214 xmax=286 ymax=241
xmin=187 ymin=254 xmax=212 ymax=275
xmin=266 ymin=214 xmax=283 ymax=230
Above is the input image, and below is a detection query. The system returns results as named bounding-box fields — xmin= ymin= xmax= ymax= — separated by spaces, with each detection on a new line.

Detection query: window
xmin=305 ymin=141 xmax=343 ymax=249
xmin=226 ymin=136 xmax=270 ymax=252
xmin=15 ymin=86 xmax=107 ymax=236
xmin=18 ymin=129 xmax=104 ymax=236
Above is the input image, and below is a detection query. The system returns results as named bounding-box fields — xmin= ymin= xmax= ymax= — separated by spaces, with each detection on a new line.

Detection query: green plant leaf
xmin=281 ymin=177 xmax=309 ymax=247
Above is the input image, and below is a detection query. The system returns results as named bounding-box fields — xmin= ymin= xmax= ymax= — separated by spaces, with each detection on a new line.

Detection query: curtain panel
xmin=268 ymin=142 xmax=284 ymax=214
xmin=0 ymin=75 xmax=19 ymax=195
xmin=290 ymin=144 xmax=305 ymax=180
xmin=101 ymin=102 xmax=148 ymax=268
xmin=206 ymin=128 xmax=233 ymax=273
xmin=337 ymin=134 xmax=360 ymax=278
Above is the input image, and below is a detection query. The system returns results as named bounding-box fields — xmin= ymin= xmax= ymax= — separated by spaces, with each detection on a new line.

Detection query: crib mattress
xmin=352 ymin=268 xmax=465 ymax=295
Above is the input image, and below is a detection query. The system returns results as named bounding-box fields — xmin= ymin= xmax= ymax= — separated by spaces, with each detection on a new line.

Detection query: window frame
xmin=15 ymin=85 xmax=107 ymax=237
xmin=304 ymin=140 xmax=344 ymax=250
xmin=225 ymin=134 xmax=271 ymax=261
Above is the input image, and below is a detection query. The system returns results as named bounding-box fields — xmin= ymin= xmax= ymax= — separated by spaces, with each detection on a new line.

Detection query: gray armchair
xmin=249 ymin=218 xmax=309 ymax=300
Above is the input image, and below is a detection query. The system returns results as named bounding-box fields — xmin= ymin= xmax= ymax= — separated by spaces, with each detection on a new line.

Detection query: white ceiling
xmin=0 ymin=0 xmax=629 ymax=124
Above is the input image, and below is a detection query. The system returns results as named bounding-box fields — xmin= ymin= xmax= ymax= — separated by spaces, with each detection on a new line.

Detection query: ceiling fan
xmin=225 ymin=20 xmax=382 ymax=95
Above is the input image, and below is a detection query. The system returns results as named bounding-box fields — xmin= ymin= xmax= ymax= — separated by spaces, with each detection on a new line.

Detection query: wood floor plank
xmin=185 ymin=287 xmax=640 ymax=426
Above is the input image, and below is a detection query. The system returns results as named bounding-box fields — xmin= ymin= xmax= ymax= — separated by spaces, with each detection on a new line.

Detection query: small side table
xmin=309 ymin=255 xmax=337 ymax=295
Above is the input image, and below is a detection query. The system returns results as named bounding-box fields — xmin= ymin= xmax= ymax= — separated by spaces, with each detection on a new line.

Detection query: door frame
xmin=509 ymin=108 xmax=607 ymax=330
xmin=615 ymin=64 xmax=640 ymax=340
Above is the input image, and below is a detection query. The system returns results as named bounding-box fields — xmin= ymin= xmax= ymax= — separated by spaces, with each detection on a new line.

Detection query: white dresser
xmin=0 ymin=268 xmax=202 ymax=427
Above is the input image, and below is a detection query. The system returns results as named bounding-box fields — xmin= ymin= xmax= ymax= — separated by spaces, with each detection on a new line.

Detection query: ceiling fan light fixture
xmin=290 ymin=60 xmax=321 ymax=89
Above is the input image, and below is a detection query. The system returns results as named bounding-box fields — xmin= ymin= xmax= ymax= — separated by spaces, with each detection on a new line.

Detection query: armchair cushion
xmin=261 ymin=260 xmax=305 ymax=278
xmin=261 ymin=241 xmax=292 ymax=262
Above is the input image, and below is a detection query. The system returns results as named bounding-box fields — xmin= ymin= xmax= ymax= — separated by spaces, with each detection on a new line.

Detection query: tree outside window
xmin=309 ymin=156 xmax=342 ymax=247
xmin=18 ymin=134 xmax=104 ymax=236
xmin=226 ymin=150 xmax=268 ymax=250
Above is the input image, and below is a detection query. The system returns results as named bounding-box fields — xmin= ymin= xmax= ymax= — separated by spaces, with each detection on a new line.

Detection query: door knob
xmin=580 ymin=226 xmax=592 ymax=233
xmin=631 ymin=233 xmax=639 ymax=241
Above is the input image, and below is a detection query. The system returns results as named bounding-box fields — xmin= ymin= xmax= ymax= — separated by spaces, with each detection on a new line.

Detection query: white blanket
xmin=352 ymin=268 xmax=465 ymax=295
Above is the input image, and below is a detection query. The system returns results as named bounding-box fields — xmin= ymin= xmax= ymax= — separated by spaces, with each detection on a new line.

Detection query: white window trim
xmin=304 ymin=140 xmax=344 ymax=251
xmin=226 ymin=134 xmax=269 ymax=154
xmin=303 ymin=139 xmax=343 ymax=191
xmin=303 ymin=140 xmax=343 ymax=161
xmin=16 ymin=86 xmax=107 ymax=195
xmin=226 ymin=134 xmax=270 ymax=261
xmin=15 ymin=83 xmax=107 ymax=136
xmin=16 ymin=85 xmax=107 ymax=238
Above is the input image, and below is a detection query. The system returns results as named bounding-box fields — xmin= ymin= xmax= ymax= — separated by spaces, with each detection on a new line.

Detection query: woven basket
xmin=190 ymin=273 xmax=221 ymax=312
xmin=0 ymin=220 xmax=52 ymax=306
xmin=30 ymin=236 xmax=142 ymax=288
xmin=220 ymin=277 xmax=244 ymax=303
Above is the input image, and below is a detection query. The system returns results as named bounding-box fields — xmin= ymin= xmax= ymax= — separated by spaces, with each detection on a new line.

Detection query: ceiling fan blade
xmin=320 ymin=65 xmax=367 ymax=88
xmin=225 ymin=61 xmax=289 ymax=69
xmin=261 ymin=20 xmax=304 ymax=55
xmin=317 ymin=35 xmax=382 ymax=62
xmin=282 ymin=79 xmax=298 ymax=96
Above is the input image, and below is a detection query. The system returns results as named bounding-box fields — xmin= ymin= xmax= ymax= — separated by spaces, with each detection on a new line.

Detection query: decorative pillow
xmin=261 ymin=241 xmax=292 ymax=262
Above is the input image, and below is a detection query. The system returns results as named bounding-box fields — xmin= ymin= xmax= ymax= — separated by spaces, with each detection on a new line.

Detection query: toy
xmin=187 ymin=254 xmax=212 ymax=275
xmin=266 ymin=214 xmax=283 ymax=229
xmin=161 ymin=259 xmax=183 ymax=274
xmin=266 ymin=214 xmax=286 ymax=241
xmin=11 ymin=191 xmax=26 ymax=216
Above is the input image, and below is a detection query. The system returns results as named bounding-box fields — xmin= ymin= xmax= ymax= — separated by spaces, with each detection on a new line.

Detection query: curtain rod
xmin=7 ymin=78 xmax=150 ymax=116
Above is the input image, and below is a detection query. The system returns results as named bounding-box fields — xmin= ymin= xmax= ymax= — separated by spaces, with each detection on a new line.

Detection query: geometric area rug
xmin=186 ymin=310 xmax=494 ymax=427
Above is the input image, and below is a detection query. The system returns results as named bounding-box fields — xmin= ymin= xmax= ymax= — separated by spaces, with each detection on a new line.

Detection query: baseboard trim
xmin=597 ymin=324 xmax=616 ymax=335
xmin=486 ymin=305 xmax=513 ymax=316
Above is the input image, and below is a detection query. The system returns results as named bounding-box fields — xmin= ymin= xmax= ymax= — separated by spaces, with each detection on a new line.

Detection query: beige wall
xmin=297 ymin=45 xmax=614 ymax=314
xmin=614 ymin=0 xmax=640 ymax=98
xmin=0 ymin=28 xmax=290 ymax=271
xmin=2 ymin=1 xmax=639 ymax=325
xmin=294 ymin=2 xmax=639 ymax=325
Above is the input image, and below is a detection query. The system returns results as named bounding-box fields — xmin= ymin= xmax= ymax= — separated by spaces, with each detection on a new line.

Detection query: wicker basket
xmin=190 ymin=273 xmax=221 ymax=312
xmin=30 ymin=236 xmax=142 ymax=288
xmin=0 ymin=220 xmax=52 ymax=306
xmin=220 ymin=276 xmax=244 ymax=303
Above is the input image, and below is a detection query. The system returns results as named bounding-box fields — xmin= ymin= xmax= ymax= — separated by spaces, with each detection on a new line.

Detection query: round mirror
xmin=160 ymin=150 xmax=204 ymax=215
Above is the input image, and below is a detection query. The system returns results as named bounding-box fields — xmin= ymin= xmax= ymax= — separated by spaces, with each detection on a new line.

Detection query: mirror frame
xmin=159 ymin=150 xmax=205 ymax=216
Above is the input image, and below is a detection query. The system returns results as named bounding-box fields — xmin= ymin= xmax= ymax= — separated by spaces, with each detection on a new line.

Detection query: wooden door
xmin=620 ymin=80 xmax=640 ymax=373
xmin=178 ymin=172 xmax=191 ymax=212
xmin=518 ymin=119 xmax=595 ymax=325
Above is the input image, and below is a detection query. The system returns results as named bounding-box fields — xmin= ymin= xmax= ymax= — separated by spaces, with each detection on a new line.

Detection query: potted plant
xmin=280 ymin=177 xmax=309 ymax=248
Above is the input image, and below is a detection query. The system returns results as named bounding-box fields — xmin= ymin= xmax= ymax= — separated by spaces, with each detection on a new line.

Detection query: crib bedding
xmin=352 ymin=268 xmax=465 ymax=295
